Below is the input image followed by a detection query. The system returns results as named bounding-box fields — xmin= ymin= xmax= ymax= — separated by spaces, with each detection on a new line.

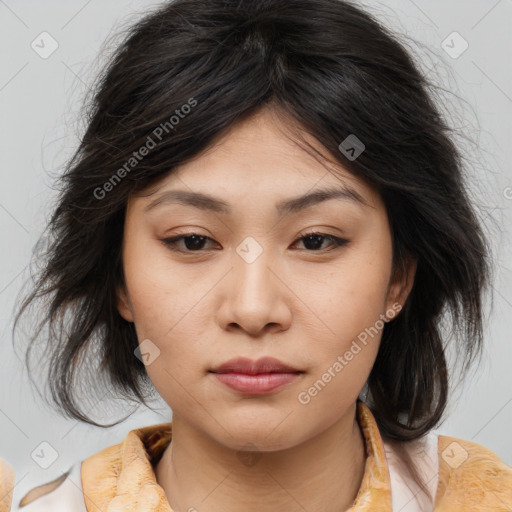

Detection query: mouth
xmin=209 ymin=357 xmax=304 ymax=394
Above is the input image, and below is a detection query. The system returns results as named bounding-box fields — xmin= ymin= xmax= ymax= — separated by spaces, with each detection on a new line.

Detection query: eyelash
xmin=160 ymin=231 xmax=349 ymax=254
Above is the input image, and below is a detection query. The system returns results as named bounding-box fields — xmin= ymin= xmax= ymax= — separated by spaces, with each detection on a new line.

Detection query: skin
xmin=117 ymin=107 xmax=417 ymax=512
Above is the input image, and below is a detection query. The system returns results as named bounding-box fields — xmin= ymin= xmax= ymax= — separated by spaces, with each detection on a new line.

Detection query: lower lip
xmin=211 ymin=372 xmax=301 ymax=394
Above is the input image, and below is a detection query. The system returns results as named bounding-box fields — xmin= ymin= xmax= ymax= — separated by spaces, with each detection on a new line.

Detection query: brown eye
xmin=161 ymin=231 xmax=348 ymax=254
xmin=161 ymin=234 xmax=219 ymax=252
xmin=293 ymin=232 xmax=349 ymax=251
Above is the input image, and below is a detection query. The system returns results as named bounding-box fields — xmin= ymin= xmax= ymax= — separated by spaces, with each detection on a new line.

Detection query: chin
xmin=211 ymin=418 xmax=307 ymax=453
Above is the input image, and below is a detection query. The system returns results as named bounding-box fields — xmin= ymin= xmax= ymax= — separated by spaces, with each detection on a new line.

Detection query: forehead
xmin=132 ymin=108 xmax=381 ymax=213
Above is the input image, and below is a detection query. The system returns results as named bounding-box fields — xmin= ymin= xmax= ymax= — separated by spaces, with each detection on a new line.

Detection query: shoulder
xmin=12 ymin=422 xmax=171 ymax=512
xmin=435 ymin=434 xmax=512 ymax=510
xmin=16 ymin=463 xmax=86 ymax=512
xmin=14 ymin=442 xmax=124 ymax=512
xmin=383 ymin=431 xmax=512 ymax=511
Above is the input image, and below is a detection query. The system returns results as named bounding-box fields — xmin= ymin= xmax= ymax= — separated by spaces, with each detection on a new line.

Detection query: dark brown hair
xmin=13 ymin=0 xmax=491 ymax=501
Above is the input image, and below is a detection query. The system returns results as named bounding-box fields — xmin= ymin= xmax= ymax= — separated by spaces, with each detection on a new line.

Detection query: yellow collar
xmin=81 ymin=401 xmax=392 ymax=511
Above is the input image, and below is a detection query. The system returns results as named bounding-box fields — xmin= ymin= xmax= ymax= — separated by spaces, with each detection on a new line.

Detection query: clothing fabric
xmin=2 ymin=401 xmax=511 ymax=511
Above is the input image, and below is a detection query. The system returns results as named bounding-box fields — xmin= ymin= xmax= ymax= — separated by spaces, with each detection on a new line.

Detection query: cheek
xmin=300 ymin=236 xmax=392 ymax=386
xmin=295 ymin=283 xmax=385 ymax=417
xmin=123 ymin=230 xmax=187 ymax=331
xmin=315 ymin=240 xmax=392 ymax=335
xmin=122 ymin=241 xmax=215 ymax=390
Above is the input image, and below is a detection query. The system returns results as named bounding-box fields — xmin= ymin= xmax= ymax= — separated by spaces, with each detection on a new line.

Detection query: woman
xmin=2 ymin=0 xmax=511 ymax=510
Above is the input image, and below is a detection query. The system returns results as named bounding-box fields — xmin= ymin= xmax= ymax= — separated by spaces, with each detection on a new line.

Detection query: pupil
xmin=185 ymin=235 xmax=205 ymax=250
xmin=305 ymin=234 xmax=323 ymax=250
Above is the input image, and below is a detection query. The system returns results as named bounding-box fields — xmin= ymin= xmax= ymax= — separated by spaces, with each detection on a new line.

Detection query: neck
xmin=155 ymin=402 xmax=366 ymax=512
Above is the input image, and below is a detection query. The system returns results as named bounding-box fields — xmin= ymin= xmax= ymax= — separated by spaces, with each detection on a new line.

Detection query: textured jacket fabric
xmin=2 ymin=401 xmax=511 ymax=511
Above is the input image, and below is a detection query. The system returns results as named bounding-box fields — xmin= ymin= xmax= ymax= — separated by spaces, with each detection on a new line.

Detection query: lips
xmin=209 ymin=356 xmax=302 ymax=375
xmin=209 ymin=357 xmax=303 ymax=394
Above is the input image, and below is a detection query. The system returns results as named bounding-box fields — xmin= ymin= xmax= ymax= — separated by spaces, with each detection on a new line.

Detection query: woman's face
xmin=117 ymin=108 xmax=415 ymax=451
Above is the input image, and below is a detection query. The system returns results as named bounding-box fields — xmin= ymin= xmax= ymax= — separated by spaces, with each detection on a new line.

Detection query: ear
xmin=116 ymin=284 xmax=135 ymax=323
xmin=385 ymin=251 xmax=417 ymax=318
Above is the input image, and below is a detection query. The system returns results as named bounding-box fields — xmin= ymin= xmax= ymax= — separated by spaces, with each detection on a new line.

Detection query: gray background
xmin=1 ymin=0 xmax=511 ymax=506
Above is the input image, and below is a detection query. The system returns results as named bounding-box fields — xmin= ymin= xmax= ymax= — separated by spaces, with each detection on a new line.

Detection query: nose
xmin=216 ymin=248 xmax=292 ymax=337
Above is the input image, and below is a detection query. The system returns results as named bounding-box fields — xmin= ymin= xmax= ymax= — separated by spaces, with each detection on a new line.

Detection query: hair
xmin=13 ymin=0 xmax=491 ymax=502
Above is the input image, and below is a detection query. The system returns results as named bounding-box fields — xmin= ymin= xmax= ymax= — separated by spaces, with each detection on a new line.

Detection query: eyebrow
xmin=143 ymin=185 xmax=368 ymax=217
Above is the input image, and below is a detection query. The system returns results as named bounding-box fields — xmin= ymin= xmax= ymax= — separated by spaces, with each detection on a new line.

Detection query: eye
xmin=161 ymin=233 xmax=218 ymax=252
xmin=292 ymin=231 xmax=349 ymax=251
xmin=160 ymin=231 xmax=349 ymax=253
